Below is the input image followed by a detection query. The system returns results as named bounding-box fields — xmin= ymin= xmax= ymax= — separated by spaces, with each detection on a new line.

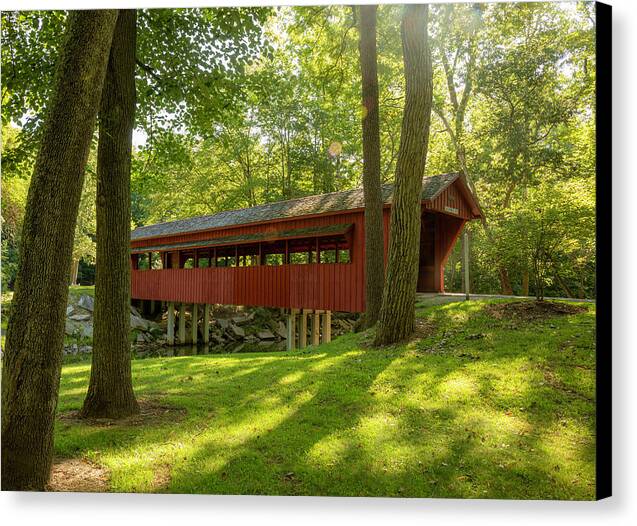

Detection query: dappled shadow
xmin=53 ymin=300 xmax=596 ymax=498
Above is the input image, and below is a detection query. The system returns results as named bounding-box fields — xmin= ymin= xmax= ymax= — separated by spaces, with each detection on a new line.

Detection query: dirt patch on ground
xmin=152 ymin=464 xmax=172 ymax=492
xmin=47 ymin=457 xmax=109 ymax=493
xmin=58 ymin=397 xmax=187 ymax=427
xmin=412 ymin=316 xmax=437 ymax=340
xmin=485 ymin=301 xmax=587 ymax=322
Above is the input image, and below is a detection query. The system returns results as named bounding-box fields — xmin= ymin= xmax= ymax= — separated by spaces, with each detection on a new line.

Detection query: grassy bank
xmin=54 ymin=299 xmax=596 ymax=499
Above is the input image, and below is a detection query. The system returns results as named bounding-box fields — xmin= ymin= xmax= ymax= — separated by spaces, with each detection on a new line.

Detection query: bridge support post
xmin=287 ymin=309 xmax=298 ymax=351
xmin=299 ymin=310 xmax=309 ymax=349
xmin=167 ymin=302 xmax=175 ymax=346
xmin=191 ymin=304 xmax=198 ymax=345
xmin=311 ymin=310 xmax=321 ymax=346
xmin=203 ymin=304 xmax=211 ymax=344
xmin=178 ymin=303 xmax=186 ymax=345
xmin=321 ymin=310 xmax=332 ymax=344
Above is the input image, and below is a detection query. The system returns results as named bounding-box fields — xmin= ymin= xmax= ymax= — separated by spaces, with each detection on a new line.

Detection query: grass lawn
xmin=68 ymin=284 xmax=95 ymax=298
xmin=54 ymin=299 xmax=596 ymax=499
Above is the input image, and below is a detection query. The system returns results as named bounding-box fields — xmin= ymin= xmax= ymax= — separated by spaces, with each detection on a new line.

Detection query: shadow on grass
xmin=54 ymin=301 xmax=596 ymax=499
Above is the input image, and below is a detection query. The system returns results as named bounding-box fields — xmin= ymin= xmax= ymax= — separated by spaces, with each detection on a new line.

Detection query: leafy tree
xmin=1 ymin=9 xmax=117 ymax=491
xmin=501 ymin=178 xmax=594 ymax=300
xmin=82 ymin=10 xmax=139 ymax=419
xmin=357 ymin=4 xmax=384 ymax=328
xmin=375 ymin=4 xmax=433 ymax=345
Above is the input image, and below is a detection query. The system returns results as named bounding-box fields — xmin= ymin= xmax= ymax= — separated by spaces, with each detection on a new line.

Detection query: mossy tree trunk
xmin=358 ymin=5 xmax=385 ymax=328
xmin=81 ymin=10 xmax=139 ymax=419
xmin=374 ymin=4 xmax=433 ymax=346
xmin=1 ymin=10 xmax=118 ymax=491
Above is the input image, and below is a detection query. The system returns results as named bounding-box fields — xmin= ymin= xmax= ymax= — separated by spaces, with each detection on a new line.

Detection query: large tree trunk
xmin=81 ymin=10 xmax=139 ymax=419
xmin=358 ymin=5 xmax=384 ymax=328
xmin=1 ymin=10 xmax=117 ymax=491
xmin=374 ymin=5 xmax=433 ymax=346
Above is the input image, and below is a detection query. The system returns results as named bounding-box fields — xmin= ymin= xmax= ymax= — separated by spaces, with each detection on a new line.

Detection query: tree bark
xmin=1 ymin=10 xmax=117 ymax=491
xmin=374 ymin=5 xmax=433 ymax=345
xmin=521 ymin=269 xmax=530 ymax=296
xmin=70 ymin=258 xmax=80 ymax=286
xmin=358 ymin=5 xmax=384 ymax=328
xmin=81 ymin=10 xmax=139 ymax=419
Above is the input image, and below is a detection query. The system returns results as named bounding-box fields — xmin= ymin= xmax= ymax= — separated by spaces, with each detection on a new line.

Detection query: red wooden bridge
xmin=130 ymin=173 xmax=481 ymax=347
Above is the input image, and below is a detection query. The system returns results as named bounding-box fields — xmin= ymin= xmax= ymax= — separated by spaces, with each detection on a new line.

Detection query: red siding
xmin=131 ymin=180 xmax=476 ymax=312
xmin=132 ymin=212 xmax=366 ymax=312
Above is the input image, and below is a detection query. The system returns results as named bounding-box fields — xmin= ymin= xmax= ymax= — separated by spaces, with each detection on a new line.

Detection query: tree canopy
xmin=1 ymin=3 xmax=596 ymax=299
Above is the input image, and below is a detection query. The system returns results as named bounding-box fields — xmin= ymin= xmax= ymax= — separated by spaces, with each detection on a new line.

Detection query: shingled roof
xmin=131 ymin=172 xmax=462 ymax=241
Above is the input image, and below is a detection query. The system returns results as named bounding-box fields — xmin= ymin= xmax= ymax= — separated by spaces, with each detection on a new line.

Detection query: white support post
xmin=311 ymin=310 xmax=321 ymax=346
xmin=322 ymin=310 xmax=332 ymax=344
xmin=299 ymin=310 xmax=308 ymax=349
xmin=191 ymin=304 xmax=198 ymax=345
xmin=287 ymin=309 xmax=298 ymax=351
xmin=463 ymin=229 xmax=470 ymax=301
xmin=203 ymin=304 xmax=211 ymax=344
xmin=167 ymin=302 xmax=175 ymax=346
xmin=178 ymin=303 xmax=186 ymax=345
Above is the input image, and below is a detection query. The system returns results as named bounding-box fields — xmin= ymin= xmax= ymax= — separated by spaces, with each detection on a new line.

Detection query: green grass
xmin=68 ymin=285 xmax=95 ymax=298
xmin=55 ymin=299 xmax=596 ymax=499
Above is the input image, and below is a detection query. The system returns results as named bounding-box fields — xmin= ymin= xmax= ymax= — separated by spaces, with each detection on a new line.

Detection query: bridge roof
xmin=132 ymin=172 xmax=472 ymax=241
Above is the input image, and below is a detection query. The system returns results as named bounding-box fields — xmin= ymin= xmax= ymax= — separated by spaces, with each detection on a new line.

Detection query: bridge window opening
xmin=289 ymin=252 xmax=309 ymax=264
xmin=338 ymin=248 xmax=351 ymax=263
xmin=237 ymin=244 xmax=260 ymax=266
xmin=137 ymin=253 xmax=150 ymax=270
xmin=150 ymin=252 xmax=163 ymax=270
xmin=320 ymin=249 xmax=336 ymax=263
xmin=137 ymin=231 xmax=352 ymax=271
xmin=265 ymin=253 xmax=284 ymax=266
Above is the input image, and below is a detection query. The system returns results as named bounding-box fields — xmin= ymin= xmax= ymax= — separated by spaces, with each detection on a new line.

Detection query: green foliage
xmin=499 ymin=178 xmax=595 ymax=300
xmin=433 ymin=2 xmax=596 ymax=297
xmin=2 ymin=4 xmax=596 ymax=297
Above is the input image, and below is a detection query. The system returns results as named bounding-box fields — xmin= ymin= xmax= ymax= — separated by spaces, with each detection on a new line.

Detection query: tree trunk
xmin=374 ymin=5 xmax=432 ymax=346
xmin=521 ymin=268 xmax=530 ymax=297
xmin=358 ymin=5 xmax=384 ymax=328
xmin=70 ymin=258 xmax=80 ymax=286
xmin=1 ymin=10 xmax=117 ymax=491
xmin=81 ymin=10 xmax=139 ymax=419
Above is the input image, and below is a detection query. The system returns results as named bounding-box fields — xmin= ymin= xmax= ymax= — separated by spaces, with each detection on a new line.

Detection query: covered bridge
xmin=130 ymin=172 xmax=481 ymax=347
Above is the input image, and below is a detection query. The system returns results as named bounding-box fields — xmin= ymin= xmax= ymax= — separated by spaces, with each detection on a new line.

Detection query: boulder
xmin=65 ymin=320 xmax=83 ymax=336
xmin=69 ymin=313 xmax=91 ymax=322
xmin=257 ymin=330 xmax=276 ymax=340
xmin=217 ymin=318 xmax=230 ymax=330
xmin=136 ymin=332 xmax=146 ymax=343
xmin=78 ymin=294 xmax=94 ymax=312
xmin=275 ymin=321 xmax=287 ymax=339
xmin=232 ymin=315 xmax=249 ymax=325
xmin=130 ymin=305 xmax=142 ymax=318
xmin=211 ymin=333 xmax=225 ymax=345
xmin=229 ymin=324 xmax=245 ymax=338
xmin=81 ymin=323 xmax=93 ymax=339
xmin=130 ymin=315 xmax=150 ymax=331
xmin=66 ymin=305 xmax=74 ymax=316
